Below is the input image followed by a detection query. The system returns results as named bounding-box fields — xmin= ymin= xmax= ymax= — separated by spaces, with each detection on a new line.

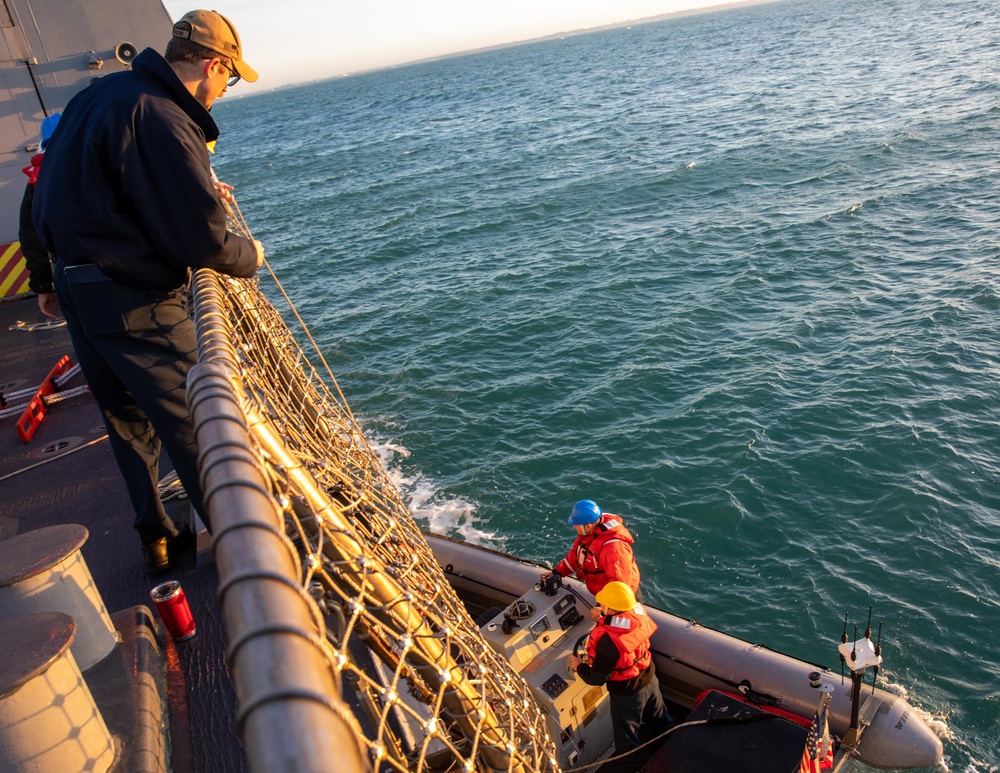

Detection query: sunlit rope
xmin=224 ymin=198 xmax=361 ymax=428
xmin=8 ymin=318 xmax=67 ymax=331
xmin=0 ymin=434 xmax=108 ymax=482
xmin=157 ymin=469 xmax=188 ymax=501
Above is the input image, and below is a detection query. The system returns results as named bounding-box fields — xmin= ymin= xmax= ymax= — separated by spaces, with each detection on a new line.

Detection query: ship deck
xmin=0 ymin=294 xmax=248 ymax=773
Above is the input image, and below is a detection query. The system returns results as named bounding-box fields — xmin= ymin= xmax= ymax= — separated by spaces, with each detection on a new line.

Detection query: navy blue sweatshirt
xmin=33 ymin=48 xmax=257 ymax=291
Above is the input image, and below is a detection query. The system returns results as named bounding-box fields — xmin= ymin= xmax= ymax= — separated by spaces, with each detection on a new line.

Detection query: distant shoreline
xmin=412 ymin=0 xmax=785 ymax=65
xmin=247 ymin=0 xmax=784 ymax=96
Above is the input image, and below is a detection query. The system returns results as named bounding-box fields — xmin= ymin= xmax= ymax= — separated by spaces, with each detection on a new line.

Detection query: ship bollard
xmin=0 ymin=524 xmax=118 ymax=671
xmin=0 ymin=611 xmax=117 ymax=773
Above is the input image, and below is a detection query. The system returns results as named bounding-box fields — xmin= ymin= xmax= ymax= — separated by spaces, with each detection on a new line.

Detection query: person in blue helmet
xmin=19 ymin=112 xmax=62 ymax=319
xmin=543 ymin=499 xmax=642 ymax=616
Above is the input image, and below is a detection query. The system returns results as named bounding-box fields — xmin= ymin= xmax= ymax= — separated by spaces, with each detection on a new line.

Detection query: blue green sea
xmin=212 ymin=0 xmax=1000 ymax=769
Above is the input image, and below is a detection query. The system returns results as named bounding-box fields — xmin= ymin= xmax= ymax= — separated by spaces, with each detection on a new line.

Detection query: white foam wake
xmin=370 ymin=436 xmax=503 ymax=548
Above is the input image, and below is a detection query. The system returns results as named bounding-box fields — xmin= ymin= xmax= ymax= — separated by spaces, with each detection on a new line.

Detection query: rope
xmin=0 ymin=434 xmax=108 ymax=482
xmin=8 ymin=318 xmax=67 ymax=331
xmin=562 ymin=714 xmax=787 ymax=772
xmin=157 ymin=469 xmax=188 ymax=501
xmin=226 ymin=198 xmax=361 ymax=428
xmin=0 ymin=436 xmax=187 ymax=500
xmin=189 ymin=190 xmax=560 ymax=772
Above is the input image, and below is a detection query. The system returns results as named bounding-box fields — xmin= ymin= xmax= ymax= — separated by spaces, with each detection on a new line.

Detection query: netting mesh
xmin=190 ymin=206 xmax=559 ymax=773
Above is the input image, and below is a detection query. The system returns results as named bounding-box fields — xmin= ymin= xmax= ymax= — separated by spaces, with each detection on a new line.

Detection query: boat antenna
xmin=864 ymin=605 xmax=873 ymax=641
xmin=840 ymin=612 xmax=849 ymax=684
xmin=872 ymin=622 xmax=882 ymax=695
xmin=838 ymin=607 xmax=884 ymax=748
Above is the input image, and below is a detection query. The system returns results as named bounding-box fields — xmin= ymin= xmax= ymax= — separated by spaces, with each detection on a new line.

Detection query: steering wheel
xmin=573 ymin=633 xmax=590 ymax=661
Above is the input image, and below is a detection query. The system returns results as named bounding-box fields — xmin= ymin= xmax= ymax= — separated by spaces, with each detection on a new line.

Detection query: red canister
xmin=150 ymin=580 xmax=197 ymax=640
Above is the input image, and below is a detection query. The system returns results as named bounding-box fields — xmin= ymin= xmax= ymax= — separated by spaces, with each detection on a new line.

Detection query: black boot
xmin=142 ymin=523 xmax=195 ymax=573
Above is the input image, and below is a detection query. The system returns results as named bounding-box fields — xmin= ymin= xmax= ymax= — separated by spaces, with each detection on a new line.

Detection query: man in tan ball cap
xmin=33 ymin=10 xmax=263 ymax=572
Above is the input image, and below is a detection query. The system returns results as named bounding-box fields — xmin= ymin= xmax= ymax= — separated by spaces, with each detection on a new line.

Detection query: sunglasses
xmin=221 ymin=60 xmax=241 ymax=88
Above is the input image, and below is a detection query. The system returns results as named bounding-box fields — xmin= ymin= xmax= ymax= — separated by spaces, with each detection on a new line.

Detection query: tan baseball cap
xmin=172 ymin=9 xmax=258 ymax=83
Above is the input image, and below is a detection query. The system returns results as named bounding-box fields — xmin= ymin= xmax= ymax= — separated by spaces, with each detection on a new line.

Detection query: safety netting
xmin=188 ymin=204 xmax=559 ymax=773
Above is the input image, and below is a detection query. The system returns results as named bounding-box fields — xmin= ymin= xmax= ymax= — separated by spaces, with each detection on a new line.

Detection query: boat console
xmin=479 ymin=574 xmax=614 ymax=769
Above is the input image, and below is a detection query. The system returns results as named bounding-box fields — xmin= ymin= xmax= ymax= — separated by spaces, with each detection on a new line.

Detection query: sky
xmin=161 ymin=0 xmax=762 ymax=93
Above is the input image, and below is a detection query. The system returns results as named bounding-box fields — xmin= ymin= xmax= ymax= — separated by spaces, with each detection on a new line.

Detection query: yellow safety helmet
xmin=595 ymin=581 xmax=636 ymax=613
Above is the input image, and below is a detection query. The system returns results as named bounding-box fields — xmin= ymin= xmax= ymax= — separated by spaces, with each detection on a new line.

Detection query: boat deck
xmin=0 ymin=294 xmax=247 ymax=773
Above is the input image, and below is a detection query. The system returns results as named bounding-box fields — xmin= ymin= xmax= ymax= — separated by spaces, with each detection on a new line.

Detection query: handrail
xmin=189 ymin=267 xmax=557 ymax=772
xmin=189 ymin=269 xmax=370 ymax=773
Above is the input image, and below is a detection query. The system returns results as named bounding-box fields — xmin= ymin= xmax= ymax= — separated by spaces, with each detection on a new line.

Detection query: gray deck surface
xmin=0 ymin=294 xmax=247 ymax=773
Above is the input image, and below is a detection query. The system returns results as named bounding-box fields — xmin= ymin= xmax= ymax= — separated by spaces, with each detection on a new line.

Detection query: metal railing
xmin=189 ymin=266 xmax=557 ymax=773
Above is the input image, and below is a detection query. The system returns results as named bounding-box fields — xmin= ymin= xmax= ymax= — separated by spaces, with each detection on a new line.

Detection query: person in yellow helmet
xmin=569 ymin=581 xmax=672 ymax=770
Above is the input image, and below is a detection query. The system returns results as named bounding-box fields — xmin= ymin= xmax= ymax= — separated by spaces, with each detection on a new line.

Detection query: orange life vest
xmin=556 ymin=514 xmax=640 ymax=596
xmin=586 ymin=604 xmax=656 ymax=681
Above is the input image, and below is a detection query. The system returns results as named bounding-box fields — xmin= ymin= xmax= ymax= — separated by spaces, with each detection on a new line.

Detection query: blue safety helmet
xmin=40 ymin=112 xmax=61 ymax=150
xmin=567 ymin=499 xmax=602 ymax=527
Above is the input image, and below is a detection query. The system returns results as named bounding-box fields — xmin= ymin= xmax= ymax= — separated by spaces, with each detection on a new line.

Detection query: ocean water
xmin=211 ymin=0 xmax=1000 ymax=769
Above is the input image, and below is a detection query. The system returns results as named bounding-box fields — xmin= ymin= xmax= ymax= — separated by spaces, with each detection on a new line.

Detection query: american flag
xmin=800 ymin=693 xmax=835 ymax=773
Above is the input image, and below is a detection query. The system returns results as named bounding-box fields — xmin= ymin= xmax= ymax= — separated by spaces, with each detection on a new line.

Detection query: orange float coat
xmin=554 ymin=513 xmax=640 ymax=597
xmin=583 ymin=604 xmax=656 ymax=686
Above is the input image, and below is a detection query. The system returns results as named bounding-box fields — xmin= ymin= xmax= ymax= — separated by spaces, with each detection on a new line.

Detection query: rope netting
xmin=189 ymin=204 xmax=559 ymax=773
